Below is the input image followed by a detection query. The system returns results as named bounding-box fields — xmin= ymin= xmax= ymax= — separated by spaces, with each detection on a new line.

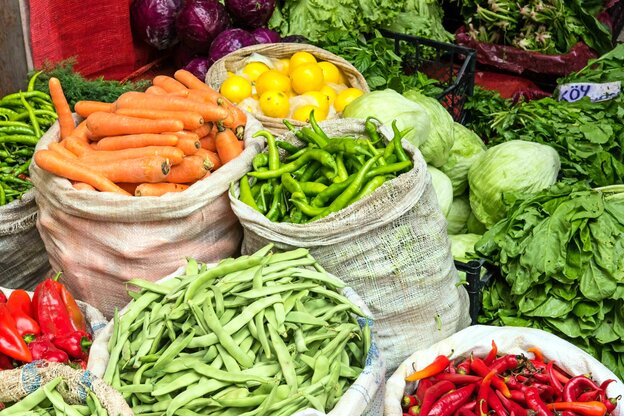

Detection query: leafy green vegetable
xmin=559 ymin=44 xmax=624 ymax=84
xmin=477 ymin=182 xmax=624 ymax=379
xmin=383 ymin=0 xmax=453 ymax=43
xmin=468 ymin=140 xmax=560 ymax=228
xmin=463 ymin=86 xmax=511 ymax=142
xmin=450 ymin=233 xmax=482 ymax=262
xmin=30 ymin=59 xmax=149 ymax=110
xmin=446 ymin=195 xmax=471 ymax=235
xmin=440 ymin=122 xmax=486 ymax=196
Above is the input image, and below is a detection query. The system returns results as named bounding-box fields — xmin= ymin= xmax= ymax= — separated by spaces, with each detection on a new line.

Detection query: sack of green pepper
xmin=230 ymin=117 xmax=470 ymax=375
xmin=0 ymin=361 xmax=132 ymax=415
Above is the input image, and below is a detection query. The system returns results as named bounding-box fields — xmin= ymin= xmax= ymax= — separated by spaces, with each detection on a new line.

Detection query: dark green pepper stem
xmin=299 ymin=161 xmax=321 ymax=182
xmin=313 ymin=154 xmax=381 ymax=220
xmin=335 ymin=153 xmax=348 ymax=182
xmin=290 ymin=197 xmax=325 ymax=217
xmin=238 ymin=175 xmax=260 ymax=212
xmin=308 ymin=110 xmax=330 ymax=144
xmin=248 ymin=149 xmax=337 ymax=180
xmin=266 ymin=184 xmax=283 ymax=222
xmin=300 ymin=127 xmax=327 ymax=148
xmin=252 ymin=153 xmax=269 ymax=171
xmin=391 ymin=120 xmax=410 ymax=164
xmin=351 ymin=175 xmax=387 ymax=203
xmin=299 ymin=182 xmax=327 ymax=196
xmin=281 ymin=173 xmax=304 ymax=197
xmin=276 ymin=141 xmax=300 ymax=155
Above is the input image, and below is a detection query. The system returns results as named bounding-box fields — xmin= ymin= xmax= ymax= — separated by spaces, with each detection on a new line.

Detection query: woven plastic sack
xmin=385 ymin=325 xmax=624 ymax=416
xmin=205 ymin=43 xmax=370 ymax=135
xmin=88 ymin=264 xmax=386 ymax=416
xmin=0 ymin=361 xmax=132 ymax=416
xmin=231 ymin=119 xmax=470 ymax=375
xmin=0 ymin=192 xmax=50 ymax=290
xmin=29 ymin=115 xmax=264 ymax=319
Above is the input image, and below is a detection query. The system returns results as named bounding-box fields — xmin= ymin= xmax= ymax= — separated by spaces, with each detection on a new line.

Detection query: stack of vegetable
xmin=237 ymin=113 xmax=413 ymax=223
xmin=0 ymin=276 xmax=92 ymax=370
xmin=34 ymin=70 xmax=247 ymax=197
xmin=402 ymin=341 xmax=619 ymax=415
xmin=0 ymin=377 xmax=110 ymax=415
xmin=103 ymin=245 xmax=370 ymax=415
xmin=0 ymin=72 xmax=57 ymax=205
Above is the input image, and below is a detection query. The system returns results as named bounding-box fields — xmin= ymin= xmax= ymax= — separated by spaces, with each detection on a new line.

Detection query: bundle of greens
xmin=476 ymin=182 xmax=624 ymax=379
xmin=463 ymin=86 xmax=511 ymax=142
xmin=459 ymin=0 xmax=612 ymax=54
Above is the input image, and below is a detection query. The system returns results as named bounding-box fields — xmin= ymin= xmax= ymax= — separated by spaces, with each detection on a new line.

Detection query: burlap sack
xmin=0 ymin=361 xmax=132 ymax=416
xmin=231 ymin=119 xmax=471 ymax=375
xmin=89 ymin=264 xmax=386 ymax=416
xmin=385 ymin=325 xmax=624 ymax=416
xmin=0 ymin=191 xmax=50 ymax=290
xmin=30 ymin=115 xmax=264 ymax=318
xmin=205 ymin=43 xmax=370 ymax=135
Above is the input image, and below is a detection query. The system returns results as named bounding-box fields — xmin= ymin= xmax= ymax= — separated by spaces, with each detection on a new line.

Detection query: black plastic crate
xmin=455 ymin=259 xmax=494 ymax=325
xmin=379 ymin=29 xmax=477 ymax=124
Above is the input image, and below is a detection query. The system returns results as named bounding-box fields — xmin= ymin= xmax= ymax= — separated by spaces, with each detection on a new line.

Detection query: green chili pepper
xmin=300 ymin=127 xmax=327 ymax=148
xmin=28 ymin=71 xmax=43 ymax=92
xmin=366 ymin=141 xmax=386 ymax=167
xmin=298 ymin=161 xmax=321 ymax=182
xmin=276 ymin=141 xmax=300 ymax=155
xmin=19 ymin=93 xmax=41 ymax=138
xmin=281 ymin=173 xmax=304 ymax=197
xmin=0 ymin=174 xmax=31 ymax=185
xmin=248 ymin=149 xmax=336 ymax=180
xmin=239 ymin=175 xmax=260 ymax=212
xmin=299 ymin=182 xmax=327 ymax=196
xmin=12 ymin=160 xmax=31 ymax=177
xmin=0 ymin=121 xmax=32 ymax=129
xmin=322 ymin=139 xmax=371 ymax=157
xmin=383 ymin=140 xmax=395 ymax=161
xmin=308 ymin=110 xmax=329 ymax=144
xmin=385 ymin=154 xmax=398 ymax=164
xmin=311 ymin=175 xmax=355 ymax=207
xmin=0 ymin=108 xmax=18 ymax=118
xmin=253 ymin=131 xmax=280 ymax=171
xmin=2 ymin=90 xmax=51 ymax=103
xmin=0 ymin=135 xmax=39 ymax=146
xmin=335 ymin=153 xmax=348 ymax=182
xmin=0 ymin=183 xmax=5 ymax=205
xmin=266 ymin=184 xmax=283 ymax=222
xmin=283 ymin=120 xmax=312 ymax=145
xmin=391 ymin=120 xmax=410 ymax=165
xmin=367 ymin=161 xmax=412 ymax=177
xmin=285 ymin=148 xmax=308 ymax=162
xmin=289 ymin=198 xmax=325 ymax=218
xmin=252 ymin=153 xmax=269 ymax=171
xmin=9 ymin=109 xmax=58 ymax=122
xmin=250 ymin=182 xmax=261 ymax=198
xmin=364 ymin=117 xmax=383 ymax=146
xmin=351 ymin=175 xmax=387 ymax=203
xmin=289 ymin=208 xmax=305 ymax=224
xmin=0 ymin=126 xmax=35 ymax=136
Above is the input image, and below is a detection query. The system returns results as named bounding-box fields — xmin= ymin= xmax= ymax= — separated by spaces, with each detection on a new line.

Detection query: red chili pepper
xmin=491 ymin=355 xmax=521 ymax=374
xmin=419 ymin=380 xmax=455 ymax=416
xmin=59 ymin=284 xmax=87 ymax=332
xmin=578 ymin=390 xmax=601 ymax=402
xmin=471 ymin=357 xmax=512 ymax=398
xmin=36 ymin=279 xmax=75 ymax=338
xmin=487 ymin=386 xmax=508 ymax=416
xmin=484 ymin=340 xmax=498 ymax=365
xmin=563 ymin=376 xmax=602 ymax=402
xmin=448 ymin=359 xmax=457 ymax=374
xmin=0 ymin=304 xmax=32 ymax=362
xmin=459 ymin=401 xmax=477 ymax=411
xmin=436 ymin=373 xmax=482 ymax=384
xmin=52 ymin=330 xmax=92 ymax=360
xmin=496 ymin=390 xmax=528 ymax=416
xmin=546 ymin=402 xmax=607 ymax=416
xmin=527 ymin=347 xmax=544 ymax=362
xmin=406 ymin=355 xmax=451 ymax=382
xmin=457 ymin=356 xmax=472 ymax=375
xmin=477 ymin=371 xmax=496 ymax=416
xmin=408 ymin=405 xmax=421 ymax=416
xmin=553 ymin=366 xmax=571 ymax=385
xmin=28 ymin=334 xmax=69 ymax=363
xmin=509 ymin=390 xmax=526 ymax=403
xmin=597 ymin=380 xmax=618 ymax=413
xmin=403 ymin=395 xmax=418 ymax=410
xmin=6 ymin=291 xmax=40 ymax=338
xmin=456 ymin=409 xmax=477 ymax=416
xmin=525 ymin=387 xmax=553 ymax=416
xmin=0 ymin=352 xmax=13 ymax=369
xmin=0 ymin=289 xmax=7 ymax=304
xmin=428 ymin=384 xmax=477 ymax=416
xmin=546 ymin=360 xmax=563 ymax=394
xmin=416 ymin=379 xmax=434 ymax=404
xmin=531 ymin=372 xmax=550 ymax=384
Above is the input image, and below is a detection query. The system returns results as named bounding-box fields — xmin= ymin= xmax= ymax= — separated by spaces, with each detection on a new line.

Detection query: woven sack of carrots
xmin=230 ymin=118 xmax=470 ymax=376
xmin=29 ymin=71 xmax=264 ymax=318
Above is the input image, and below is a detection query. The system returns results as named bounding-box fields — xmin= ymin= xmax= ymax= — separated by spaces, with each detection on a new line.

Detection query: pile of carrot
xmin=34 ymin=70 xmax=247 ymax=197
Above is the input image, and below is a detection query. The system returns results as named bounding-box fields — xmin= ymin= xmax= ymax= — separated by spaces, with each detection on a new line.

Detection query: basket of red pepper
xmin=0 ymin=273 xmax=107 ymax=370
xmin=385 ymin=325 xmax=624 ymax=416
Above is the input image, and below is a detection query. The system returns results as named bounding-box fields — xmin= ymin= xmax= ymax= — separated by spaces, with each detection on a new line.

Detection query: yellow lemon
xmin=226 ymin=71 xmax=236 ymax=78
xmin=302 ymin=91 xmax=330 ymax=117
xmin=290 ymin=63 xmax=324 ymax=95
xmin=318 ymin=61 xmax=343 ymax=84
xmin=274 ymin=58 xmax=290 ymax=75
xmin=319 ymin=85 xmax=337 ymax=105
xmin=219 ymin=75 xmax=252 ymax=104
xmin=289 ymin=52 xmax=317 ymax=74
xmin=292 ymin=104 xmax=325 ymax=123
xmin=334 ymin=88 xmax=364 ymax=112
xmin=255 ymin=70 xmax=291 ymax=96
xmin=242 ymin=62 xmax=270 ymax=82
xmin=259 ymin=90 xmax=290 ymax=118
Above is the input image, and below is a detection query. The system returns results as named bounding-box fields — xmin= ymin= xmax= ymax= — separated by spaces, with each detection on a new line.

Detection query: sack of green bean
xmin=231 ymin=118 xmax=470 ymax=376
xmin=0 ymin=361 xmax=132 ymax=415
xmin=88 ymin=245 xmax=386 ymax=416
xmin=0 ymin=71 xmax=55 ymax=289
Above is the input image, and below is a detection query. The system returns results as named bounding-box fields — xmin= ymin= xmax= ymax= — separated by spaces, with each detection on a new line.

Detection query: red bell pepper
xmin=546 ymin=402 xmax=607 ymax=416
xmin=0 ymin=304 xmax=32 ymax=362
xmin=59 ymin=284 xmax=86 ymax=332
xmin=0 ymin=289 xmax=7 ymax=304
xmin=406 ymin=355 xmax=450 ymax=382
xmin=7 ymin=291 xmax=40 ymax=337
xmin=28 ymin=334 xmax=69 ymax=363
xmin=36 ymin=278 xmax=75 ymax=338
xmin=0 ymin=352 xmax=13 ymax=369
xmin=563 ymin=376 xmax=602 ymax=402
xmin=51 ymin=330 xmax=92 ymax=360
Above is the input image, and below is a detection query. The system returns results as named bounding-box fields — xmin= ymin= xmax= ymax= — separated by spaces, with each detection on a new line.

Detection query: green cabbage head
xmin=446 ymin=195 xmax=471 ymax=235
xmin=427 ymin=165 xmax=453 ymax=217
xmin=440 ymin=123 xmax=486 ymax=196
xmin=449 ymin=233 xmax=482 ymax=262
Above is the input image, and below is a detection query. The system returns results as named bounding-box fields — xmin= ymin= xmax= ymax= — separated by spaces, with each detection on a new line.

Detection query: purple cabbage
xmin=208 ymin=28 xmax=257 ymax=63
xmin=251 ymin=28 xmax=281 ymax=44
xmin=281 ymin=35 xmax=310 ymax=44
xmin=176 ymin=0 xmax=231 ymax=53
xmin=183 ymin=57 xmax=212 ymax=81
xmin=224 ymin=0 xmax=276 ymax=29
xmin=131 ymin=0 xmax=182 ymax=50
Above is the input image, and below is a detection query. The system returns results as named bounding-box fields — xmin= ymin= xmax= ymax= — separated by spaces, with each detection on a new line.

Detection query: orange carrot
xmin=71 ymin=120 xmax=90 ymax=141
xmin=135 ymin=182 xmax=189 ymax=197
xmin=72 ymin=182 xmax=96 ymax=191
xmin=77 ymin=155 xmax=171 ymax=183
xmin=115 ymin=92 xmax=230 ymax=122
xmin=166 ymin=130 xmax=200 ymax=141
xmin=74 ymin=101 xmax=114 ymax=118
xmin=90 ymin=142 xmax=98 ymax=150
xmin=146 ymin=85 xmax=168 ymax=95
xmin=227 ymin=106 xmax=247 ymax=139
xmin=115 ymin=108 xmax=204 ymax=130
xmin=48 ymin=77 xmax=75 ymax=139
xmin=153 ymin=75 xmax=188 ymax=93
xmin=64 ymin=136 xmax=92 ymax=157
xmin=196 ymin=148 xmax=221 ymax=171
xmin=79 ymin=146 xmax=185 ymax=165
xmin=116 ymin=182 xmax=139 ymax=195
xmin=34 ymin=150 xmax=130 ymax=195
xmin=95 ymin=134 xmax=179 ymax=151
xmin=187 ymin=89 xmax=225 ymax=107
xmin=200 ymin=135 xmax=217 ymax=152
xmin=49 ymin=142 xmax=77 ymax=159
xmin=192 ymin=122 xmax=214 ymax=138
xmin=166 ymin=155 xmax=210 ymax=183
xmin=238 ymin=140 xmax=244 ymax=151
xmin=86 ymin=112 xmax=184 ymax=137
xmin=176 ymin=136 xmax=200 ymax=156
xmin=167 ymin=90 xmax=190 ymax=98
xmin=215 ymin=126 xmax=242 ymax=164
xmin=174 ymin=69 xmax=213 ymax=91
